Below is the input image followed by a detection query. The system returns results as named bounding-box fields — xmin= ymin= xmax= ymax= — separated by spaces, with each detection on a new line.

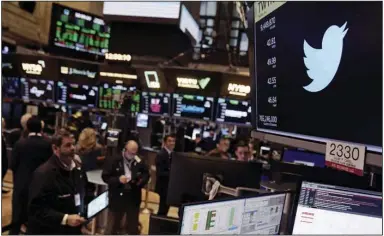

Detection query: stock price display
xmin=51 ymin=4 xmax=110 ymax=56
xmin=140 ymin=92 xmax=170 ymax=116
xmin=2 ymin=77 xmax=21 ymax=99
xmin=98 ymin=83 xmax=140 ymax=112
xmin=172 ymin=94 xmax=214 ymax=121
xmin=216 ymin=98 xmax=251 ymax=125
xmin=56 ymin=82 xmax=98 ymax=108
xmin=21 ymin=78 xmax=55 ymax=102
xmin=254 ymin=2 xmax=382 ymax=148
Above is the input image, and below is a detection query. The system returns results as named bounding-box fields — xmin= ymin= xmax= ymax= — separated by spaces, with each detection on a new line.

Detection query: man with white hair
xmin=102 ymin=140 xmax=149 ymax=234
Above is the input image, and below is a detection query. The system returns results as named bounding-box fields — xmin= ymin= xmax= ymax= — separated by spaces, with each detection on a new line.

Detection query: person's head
xmin=20 ymin=113 xmax=32 ymax=131
xmin=52 ymin=129 xmax=76 ymax=161
xmin=163 ymin=134 xmax=176 ymax=151
xmin=82 ymin=110 xmax=90 ymax=120
xmin=123 ymin=140 xmax=139 ymax=160
xmin=217 ymin=137 xmax=230 ymax=153
xmin=26 ymin=116 xmax=42 ymax=133
xmin=77 ymin=128 xmax=97 ymax=154
xmin=235 ymin=141 xmax=249 ymax=161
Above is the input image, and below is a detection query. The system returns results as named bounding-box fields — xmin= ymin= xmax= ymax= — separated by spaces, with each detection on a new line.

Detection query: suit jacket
xmin=155 ymin=148 xmax=172 ymax=194
xmin=11 ymin=135 xmax=52 ymax=197
xmin=102 ymin=155 xmax=149 ymax=212
xmin=2 ymin=136 xmax=8 ymax=178
xmin=27 ymin=156 xmax=87 ymax=235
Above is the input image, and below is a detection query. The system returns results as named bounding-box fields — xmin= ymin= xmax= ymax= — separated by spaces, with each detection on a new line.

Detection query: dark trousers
xmin=106 ymin=204 xmax=141 ymax=235
xmin=158 ymin=191 xmax=170 ymax=216
xmin=10 ymin=190 xmax=27 ymax=235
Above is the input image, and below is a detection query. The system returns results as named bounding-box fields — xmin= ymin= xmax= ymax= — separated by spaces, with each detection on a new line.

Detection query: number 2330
xmin=329 ymin=143 xmax=360 ymax=160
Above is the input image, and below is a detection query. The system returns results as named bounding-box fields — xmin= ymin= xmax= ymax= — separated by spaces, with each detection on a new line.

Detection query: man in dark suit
xmin=2 ymin=118 xmax=9 ymax=194
xmin=27 ymin=129 xmax=87 ymax=235
xmin=102 ymin=140 xmax=149 ymax=234
xmin=155 ymin=134 xmax=176 ymax=216
xmin=10 ymin=116 xmax=53 ymax=235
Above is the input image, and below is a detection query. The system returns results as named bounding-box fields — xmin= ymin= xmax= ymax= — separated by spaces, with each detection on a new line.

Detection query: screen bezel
xmin=288 ymin=180 xmax=382 ymax=234
xmin=178 ymin=191 xmax=290 ymax=235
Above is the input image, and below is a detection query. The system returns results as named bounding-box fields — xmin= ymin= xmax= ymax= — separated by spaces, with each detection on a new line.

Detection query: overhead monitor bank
xmin=253 ymin=2 xmax=382 ymax=152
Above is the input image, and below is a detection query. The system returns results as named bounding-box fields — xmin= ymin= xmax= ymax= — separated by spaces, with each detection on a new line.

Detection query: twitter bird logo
xmin=303 ymin=22 xmax=348 ymax=92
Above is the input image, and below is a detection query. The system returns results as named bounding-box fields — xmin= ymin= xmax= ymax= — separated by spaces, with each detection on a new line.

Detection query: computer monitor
xmin=270 ymin=161 xmax=370 ymax=190
xmin=282 ymin=149 xmax=325 ymax=168
xmin=149 ymin=214 xmax=179 ymax=235
xmin=179 ymin=193 xmax=287 ymax=234
xmin=167 ymin=153 xmax=262 ymax=206
xmin=292 ymin=181 xmax=382 ymax=234
xmin=136 ymin=113 xmax=149 ymax=128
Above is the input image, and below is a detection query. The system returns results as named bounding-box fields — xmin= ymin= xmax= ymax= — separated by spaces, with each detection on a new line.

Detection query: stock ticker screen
xmin=140 ymin=92 xmax=170 ymax=116
xmin=2 ymin=77 xmax=21 ymax=99
xmin=20 ymin=78 xmax=55 ymax=102
xmin=50 ymin=3 xmax=110 ymax=56
xmin=98 ymin=83 xmax=140 ymax=112
xmin=56 ymin=82 xmax=98 ymax=108
xmin=172 ymin=94 xmax=214 ymax=121
xmin=254 ymin=2 xmax=382 ymax=149
xmin=216 ymin=98 xmax=251 ymax=125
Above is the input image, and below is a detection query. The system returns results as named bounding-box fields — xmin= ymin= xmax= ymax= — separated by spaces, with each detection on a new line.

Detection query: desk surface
xmin=86 ymin=169 xmax=106 ymax=186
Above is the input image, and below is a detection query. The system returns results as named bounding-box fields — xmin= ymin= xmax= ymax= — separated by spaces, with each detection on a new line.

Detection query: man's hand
xmin=119 ymin=175 xmax=131 ymax=184
xmin=67 ymin=214 xmax=86 ymax=227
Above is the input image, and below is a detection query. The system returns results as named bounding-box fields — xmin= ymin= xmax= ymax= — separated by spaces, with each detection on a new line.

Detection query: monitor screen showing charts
xmin=216 ymin=98 xmax=251 ymax=125
xmin=292 ymin=181 xmax=382 ymax=234
xmin=172 ymin=93 xmax=214 ymax=121
xmin=180 ymin=193 xmax=286 ymax=234
xmin=20 ymin=78 xmax=55 ymax=102
xmin=140 ymin=92 xmax=171 ymax=116
xmin=253 ymin=2 xmax=382 ymax=151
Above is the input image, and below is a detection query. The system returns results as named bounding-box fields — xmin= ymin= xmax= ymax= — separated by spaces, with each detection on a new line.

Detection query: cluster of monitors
xmin=3 ymin=77 xmax=252 ymax=125
xmin=140 ymin=92 xmax=252 ymax=125
xmin=179 ymin=181 xmax=382 ymax=235
xmin=2 ymin=77 xmax=137 ymax=110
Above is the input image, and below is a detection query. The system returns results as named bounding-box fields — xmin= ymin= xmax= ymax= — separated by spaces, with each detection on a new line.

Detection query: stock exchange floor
xmin=1 ymin=170 xmax=179 ymax=235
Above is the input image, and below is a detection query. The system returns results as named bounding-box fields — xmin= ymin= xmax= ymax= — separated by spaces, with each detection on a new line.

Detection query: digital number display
xmin=50 ymin=3 xmax=110 ymax=56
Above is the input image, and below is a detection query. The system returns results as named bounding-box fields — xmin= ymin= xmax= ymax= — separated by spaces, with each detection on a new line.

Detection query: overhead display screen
xmin=98 ymin=83 xmax=139 ymax=112
xmin=216 ymin=98 xmax=251 ymax=125
xmin=56 ymin=82 xmax=98 ymax=107
xmin=20 ymin=78 xmax=55 ymax=102
xmin=50 ymin=3 xmax=110 ymax=56
xmin=172 ymin=93 xmax=214 ymax=121
xmin=2 ymin=77 xmax=21 ymax=99
xmin=254 ymin=2 xmax=382 ymax=151
xmin=140 ymin=92 xmax=170 ymax=116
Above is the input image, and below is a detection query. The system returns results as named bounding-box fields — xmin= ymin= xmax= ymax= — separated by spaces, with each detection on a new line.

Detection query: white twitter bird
xmin=303 ymin=22 xmax=348 ymax=92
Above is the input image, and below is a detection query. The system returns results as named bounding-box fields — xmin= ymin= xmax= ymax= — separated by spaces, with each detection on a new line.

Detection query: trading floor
xmin=1 ymin=171 xmax=178 ymax=235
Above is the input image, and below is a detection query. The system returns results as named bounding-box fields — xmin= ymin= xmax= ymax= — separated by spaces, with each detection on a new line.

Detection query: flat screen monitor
xmin=98 ymin=83 xmax=135 ymax=110
xmin=136 ymin=113 xmax=149 ymax=128
xmin=50 ymin=3 xmax=110 ymax=56
xmin=253 ymin=2 xmax=382 ymax=152
xmin=172 ymin=93 xmax=214 ymax=121
xmin=56 ymin=82 xmax=98 ymax=107
xmin=282 ymin=149 xmax=325 ymax=168
xmin=167 ymin=153 xmax=262 ymax=206
xmin=149 ymin=215 xmax=179 ymax=235
xmin=2 ymin=77 xmax=21 ymax=99
xmin=292 ymin=181 xmax=382 ymax=234
xmin=180 ymin=193 xmax=286 ymax=234
xmin=140 ymin=92 xmax=170 ymax=116
xmin=20 ymin=78 xmax=55 ymax=102
xmin=216 ymin=98 xmax=251 ymax=125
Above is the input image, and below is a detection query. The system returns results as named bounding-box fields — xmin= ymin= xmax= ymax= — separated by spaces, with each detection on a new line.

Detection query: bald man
xmin=102 ymin=140 xmax=149 ymax=234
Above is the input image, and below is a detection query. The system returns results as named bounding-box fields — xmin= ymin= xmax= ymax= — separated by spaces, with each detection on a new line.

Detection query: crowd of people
xmin=1 ymin=112 xmax=266 ymax=235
